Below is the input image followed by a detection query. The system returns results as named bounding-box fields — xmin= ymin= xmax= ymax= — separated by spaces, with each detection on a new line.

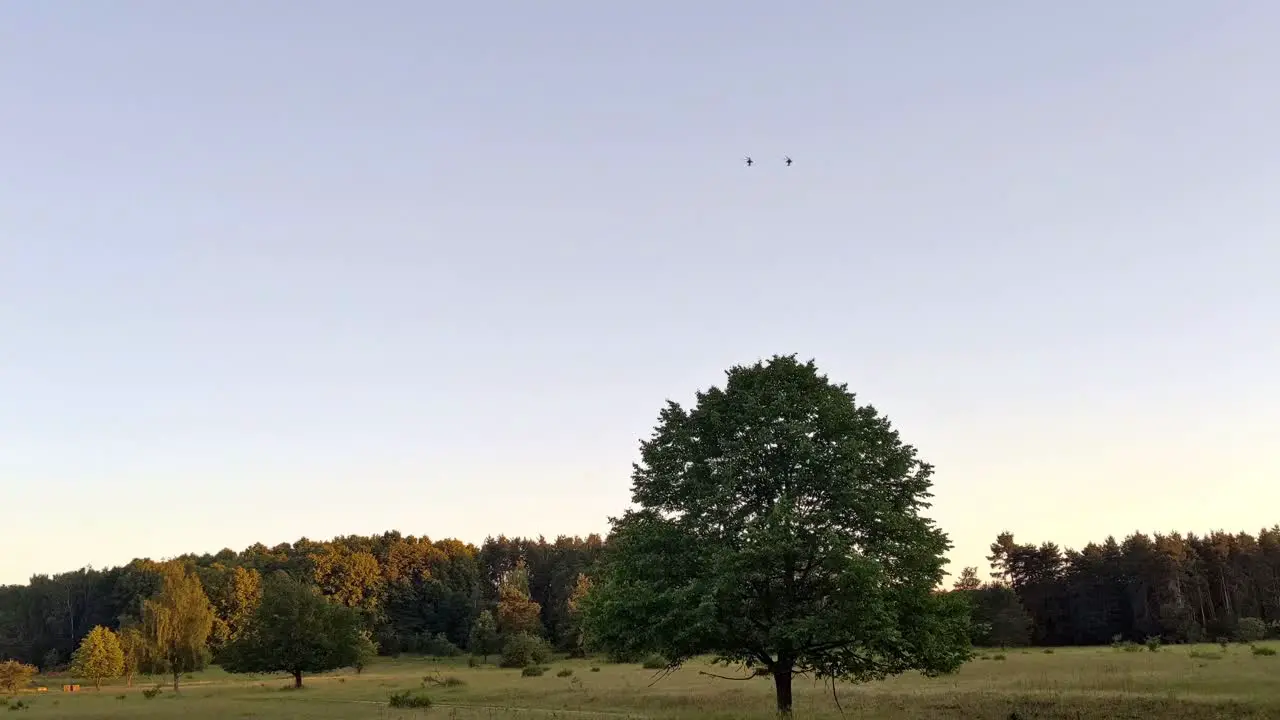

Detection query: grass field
xmin=5 ymin=643 xmax=1280 ymax=719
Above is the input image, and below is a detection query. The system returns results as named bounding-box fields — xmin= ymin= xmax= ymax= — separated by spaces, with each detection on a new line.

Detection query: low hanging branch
xmin=697 ymin=669 xmax=759 ymax=681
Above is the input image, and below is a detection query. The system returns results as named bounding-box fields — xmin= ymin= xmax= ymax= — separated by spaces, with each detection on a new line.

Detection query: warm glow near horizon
xmin=3 ymin=3 xmax=1277 ymax=586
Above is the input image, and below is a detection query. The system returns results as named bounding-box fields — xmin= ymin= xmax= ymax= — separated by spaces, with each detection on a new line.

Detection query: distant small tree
xmin=142 ymin=561 xmax=215 ymax=692
xmin=221 ymin=572 xmax=368 ymax=688
xmin=1237 ymin=617 xmax=1268 ymax=643
xmin=952 ymin=566 xmax=982 ymax=592
xmin=565 ymin=573 xmax=593 ymax=657
xmin=117 ymin=618 xmax=147 ymax=687
xmin=0 ymin=660 xmax=37 ymax=694
xmin=468 ymin=610 xmax=500 ymax=662
xmin=70 ymin=626 xmax=125 ymax=690
xmin=352 ymin=631 xmax=378 ymax=674
xmin=496 ymin=561 xmax=542 ymax=637
xmin=499 ymin=632 xmax=551 ymax=668
xmin=968 ymin=584 xmax=1034 ymax=647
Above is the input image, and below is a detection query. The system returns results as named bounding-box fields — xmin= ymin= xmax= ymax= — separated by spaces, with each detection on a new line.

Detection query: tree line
xmin=7 ymin=525 xmax=1280 ymax=671
xmin=6 ymin=525 xmax=1280 ymax=672
xmin=0 ymin=533 xmax=601 ymax=671
xmin=954 ymin=528 xmax=1280 ymax=647
xmin=1 ymin=355 xmax=1275 ymax=717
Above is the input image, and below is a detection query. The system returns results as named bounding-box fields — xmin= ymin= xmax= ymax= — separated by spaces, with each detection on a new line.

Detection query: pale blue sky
xmin=3 ymin=2 xmax=1278 ymax=586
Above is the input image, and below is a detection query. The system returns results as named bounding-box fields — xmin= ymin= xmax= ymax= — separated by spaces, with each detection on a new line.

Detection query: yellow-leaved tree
xmin=116 ymin=616 xmax=148 ymax=687
xmin=0 ymin=660 xmax=37 ymax=694
xmin=496 ymin=560 xmax=542 ymax=636
xmin=143 ymin=561 xmax=215 ymax=692
xmin=70 ymin=626 xmax=125 ymax=690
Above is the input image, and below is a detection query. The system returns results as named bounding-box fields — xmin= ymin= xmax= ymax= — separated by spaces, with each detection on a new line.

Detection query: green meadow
xmin=6 ymin=643 xmax=1280 ymax=719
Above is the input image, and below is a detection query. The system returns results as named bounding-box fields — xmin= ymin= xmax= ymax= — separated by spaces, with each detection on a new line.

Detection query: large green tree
xmin=221 ymin=572 xmax=368 ymax=688
xmin=70 ymin=625 xmax=125 ymax=689
xmin=582 ymin=355 xmax=972 ymax=716
xmin=142 ymin=561 xmax=215 ymax=692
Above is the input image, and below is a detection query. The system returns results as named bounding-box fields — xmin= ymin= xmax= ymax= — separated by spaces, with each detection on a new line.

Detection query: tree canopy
xmin=496 ymin=560 xmax=542 ymax=637
xmin=0 ymin=660 xmax=36 ymax=694
xmin=142 ymin=561 xmax=215 ymax=692
xmin=582 ymin=355 xmax=972 ymax=715
xmin=221 ymin=572 xmax=368 ymax=688
xmin=69 ymin=625 xmax=124 ymax=689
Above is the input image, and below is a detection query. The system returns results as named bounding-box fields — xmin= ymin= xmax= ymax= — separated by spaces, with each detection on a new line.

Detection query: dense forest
xmin=0 ymin=533 xmax=601 ymax=668
xmin=3 ymin=525 xmax=1280 ymax=669
xmin=957 ymin=527 xmax=1280 ymax=647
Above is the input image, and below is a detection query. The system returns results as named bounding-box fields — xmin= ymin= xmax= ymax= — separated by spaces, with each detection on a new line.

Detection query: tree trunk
xmin=293 ymin=670 xmax=303 ymax=688
xmin=773 ymin=667 xmax=794 ymax=716
xmin=172 ymin=670 xmax=180 ymax=693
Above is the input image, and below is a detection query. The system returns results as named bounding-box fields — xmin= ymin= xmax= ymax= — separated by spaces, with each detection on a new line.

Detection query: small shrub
xmin=521 ymin=666 xmax=545 ymax=677
xmin=422 ymin=633 xmax=463 ymax=657
xmin=991 ymin=653 xmax=1007 ymax=661
xmin=422 ymin=673 xmax=465 ymax=688
xmin=387 ymin=690 xmax=432 ymax=709
xmin=640 ymin=654 xmax=667 ymax=670
xmin=1121 ymin=642 xmax=1142 ymax=653
xmin=141 ymin=686 xmax=162 ymax=700
xmin=467 ymin=656 xmax=480 ymax=668
xmin=1216 ymin=637 xmax=1230 ymax=650
xmin=556 ymin=668 xmax=573 ymax=677
xmin=500 ymin=633 xmax=552 ymax=668
xmin=1251 ymin=645 xmax=1277 ymax=657
xmin=1145 ymin=636 xmax=1162 ymax=652
xmin=1237 ymin=618 xmax=1268 ymax=643
xmin=1042 ymin=648 xmax=1054 ymax=654
xmin=0 ymin=661 xmax=37 ymax=695
xmin=589 ymin=666 xmax=600 ymax=672
xmin=1189 ymin=650 xmax=1223 ymax=660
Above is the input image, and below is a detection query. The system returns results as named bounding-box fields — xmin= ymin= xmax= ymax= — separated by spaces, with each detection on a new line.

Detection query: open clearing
xmin=6 ymin=644 xmax=1280 ymax=719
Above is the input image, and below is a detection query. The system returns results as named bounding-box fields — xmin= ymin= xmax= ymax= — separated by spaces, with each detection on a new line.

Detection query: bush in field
xmin=1237 ymin=617 xmax=1267 ymax=643
xmin=422 ymin=632 xmax=463 ymax=657
xmin=388 ymin=690 xmax=432 ymax=708
xmin=499 ymin=632 xmax=551 ymax=668
xmin=0 ymin=661 xmax=37 ymax=694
